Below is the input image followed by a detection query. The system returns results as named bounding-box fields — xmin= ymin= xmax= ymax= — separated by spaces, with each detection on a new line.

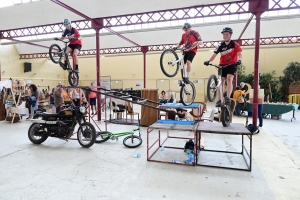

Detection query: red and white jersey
xmin=214 ymin=40 xmax=242 ymax=65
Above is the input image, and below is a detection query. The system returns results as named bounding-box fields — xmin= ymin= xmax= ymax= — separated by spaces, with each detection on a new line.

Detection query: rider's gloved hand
xmin=204 ymin=61 xmax=210 ymax=66
xmin=235 ymin=60 xmax=242 ymax=65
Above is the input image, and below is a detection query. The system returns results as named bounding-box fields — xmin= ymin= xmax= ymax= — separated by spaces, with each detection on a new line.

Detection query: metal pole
xmin=143 ymin=52 xmax=146 ymax=88
xmin=141 ymin=46 xmax=148 ymax=88
xmin=95 ymin=28 xmax=101 ymax=121
xmin=252 ymin=12 xmax=262 ymax=126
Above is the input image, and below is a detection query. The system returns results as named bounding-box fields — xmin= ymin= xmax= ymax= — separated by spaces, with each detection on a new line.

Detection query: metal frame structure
xmin=196 ymin=124 xmax=252 ymax=171
xmin=1 ymin=0 xmax=299 ymax=39
xmin=18 ymin=36 xmax=300 ymax=59
xmin=0 ymin=0 xmax=299 ymax=125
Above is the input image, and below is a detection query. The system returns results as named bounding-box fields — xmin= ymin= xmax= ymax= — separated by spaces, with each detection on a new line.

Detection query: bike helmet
xmin=182 ymin=22 xmax=192 ymax=29
xmin=221 ymin=27 xmax=233 ymax=34
xmin=63 ymin=19 xmax=72 ymax=27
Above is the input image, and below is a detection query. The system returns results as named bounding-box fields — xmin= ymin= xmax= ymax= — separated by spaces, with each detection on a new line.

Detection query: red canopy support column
xmin=91 ymin=18 xmax=104 ymax=121
xmin=141 ymin=46 xmax=149 ymax=88
xmin=235 ymin=39 xmax=243 ymax=88
xmin=249 ymin=0 xmax=268 ymax=126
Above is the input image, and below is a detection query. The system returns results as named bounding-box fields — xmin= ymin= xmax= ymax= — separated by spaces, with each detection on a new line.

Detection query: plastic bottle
xmin=132 ymin=154 xmax=141 ymax=158
xmin=172 ymin=160 xmax=181 ymax=163
xmin=161 ymin=146 xmax=164 ymax=151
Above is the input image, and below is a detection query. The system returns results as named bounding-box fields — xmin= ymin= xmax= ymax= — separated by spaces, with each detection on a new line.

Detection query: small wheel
xmin=123 ymin=135 xmax=142 ymax=148
xmin=207 ymin=74 xmax=218 ymax=102
xmin=77 ymin=122 xmax=96 ymax=148
xmin=160 ymin=49 xmax=179 ymax=77
xmin=220 ymin=107 xmax=231 ymax=127
xmin=49 ymin=44 xmax=62 ymax=64
xmin=180 ymin=81 xmax=196 ymax=106
xmin=68 ymin=72 xmax=79 ymax=86
xmin=28 ymin=123 xmax=48 ymax=144
xmin=95 ymin=131 xmax=111 ymax=143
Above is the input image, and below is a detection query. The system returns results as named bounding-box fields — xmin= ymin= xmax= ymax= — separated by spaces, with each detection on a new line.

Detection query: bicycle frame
xmin=101 ymin=128 xmax=140 ymax=139
xmin=170 ymin=53 xmax=186 ymax=80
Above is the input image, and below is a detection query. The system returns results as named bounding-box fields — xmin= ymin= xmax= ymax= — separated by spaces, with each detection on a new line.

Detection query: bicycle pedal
xmin=178 ymin=80 xmax=184 ymax=86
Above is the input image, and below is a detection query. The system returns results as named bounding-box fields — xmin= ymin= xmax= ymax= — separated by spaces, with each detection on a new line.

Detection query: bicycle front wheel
xmin=220 ymin=107 xmax=231 ymax=127
xmin=68 ymin=72 xmax=79 ymax=86
xmin=160 ymin=49 xmax=179 ymax=77
xmin=207 ymin=74 xmax=218 ymax=102
xmin=180 ymin=81 xmax=196 ymax=106
xmin=49 ymin=44 xmax=62 ymax=64
xmin=123 ymin=135 xmax=142 ymax=148
xmin=95 ymin=131 xmax=111 ymax=143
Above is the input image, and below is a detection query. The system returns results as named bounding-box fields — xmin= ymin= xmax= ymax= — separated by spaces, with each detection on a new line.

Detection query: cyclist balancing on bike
xmin=173 ymin=23 xmax=203 ymax=83
xmin=60 ymin=18 xmax=82 ymax=72
xmin=204 ymin=27 xmax=243 ymax=107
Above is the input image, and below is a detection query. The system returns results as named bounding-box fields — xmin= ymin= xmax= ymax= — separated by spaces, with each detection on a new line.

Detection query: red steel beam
xmin=18 ymin=36 xmax=300 ymax=59
xmin=2 ymin=0 xmax=299 ymax=39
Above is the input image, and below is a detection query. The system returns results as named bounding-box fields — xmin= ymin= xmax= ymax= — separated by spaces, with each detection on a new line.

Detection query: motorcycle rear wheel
xmin=28 ymin=123 xmax=48 ymax=144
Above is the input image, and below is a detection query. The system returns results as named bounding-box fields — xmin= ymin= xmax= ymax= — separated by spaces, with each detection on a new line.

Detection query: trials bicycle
xmin=95 ymin=123 xmax=142 ymax=148
xmin=160 ymin=47 xmax=196 ymax=106
xmin=206 ymin=63 xmax=231 ymax=127
xmin=49 ymin=38 xmax=79 ymax=86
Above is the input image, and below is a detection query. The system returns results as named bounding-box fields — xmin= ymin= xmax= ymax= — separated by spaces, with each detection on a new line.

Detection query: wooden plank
xmin=197 ymin=122 xmax=251 ymax=135
xmin=149 ymin=122 xmax=198 ymax=131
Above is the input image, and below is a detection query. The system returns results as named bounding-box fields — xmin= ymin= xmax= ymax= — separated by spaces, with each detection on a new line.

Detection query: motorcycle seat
xmin=42 ymin=113 xmax=58 ymax=117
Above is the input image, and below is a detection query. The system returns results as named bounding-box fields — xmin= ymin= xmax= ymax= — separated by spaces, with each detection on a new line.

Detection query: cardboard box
xmin=249 ymin=89 xmax=264 ymax=104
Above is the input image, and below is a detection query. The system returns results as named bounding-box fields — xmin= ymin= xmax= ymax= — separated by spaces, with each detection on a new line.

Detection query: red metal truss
xmin=19 ymin=36 xmax=300 ymax=59
xmin=2 ymin=0 xmax=300 ymax=39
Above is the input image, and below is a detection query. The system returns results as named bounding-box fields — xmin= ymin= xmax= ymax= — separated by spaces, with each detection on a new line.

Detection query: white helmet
xmin=63 ymin=19 xmax=71 ymax=27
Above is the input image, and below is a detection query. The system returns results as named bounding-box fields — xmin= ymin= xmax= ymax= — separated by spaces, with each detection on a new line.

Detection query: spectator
xmin=89 ymin=82 xmax=97 ymax=115
xmin=54 ymin=83 xmax=63 ymax=113
xmin=233 ymin=86 xmax=245 ymax=116
xmin=159 ymin=90 xmax=168 ymax=104
xmin=28 ymin=84 xmax=39 ymax=119
xmin=72 ymin=86 xmax=85 ymax=106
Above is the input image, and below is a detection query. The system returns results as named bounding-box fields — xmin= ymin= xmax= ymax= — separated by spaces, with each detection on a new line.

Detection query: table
xmin=246 ymin=103 xmax=298 ymax=122
xmin=196 ymin=122 xmax=252 ymax=171
xmin=147 ymin=121 xmax=198 ymax=166
xmin=159 ymin=103 xmax=201 ymax=121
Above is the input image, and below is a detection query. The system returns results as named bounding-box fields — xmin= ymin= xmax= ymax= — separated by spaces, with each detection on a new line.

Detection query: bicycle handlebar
xmin=54 ymin=37 xmax=69 ymax=44
xmin=207 ymin=63 xmax=231 ymax=69
xmin=133 ymin=128 xmax=140 ymax=132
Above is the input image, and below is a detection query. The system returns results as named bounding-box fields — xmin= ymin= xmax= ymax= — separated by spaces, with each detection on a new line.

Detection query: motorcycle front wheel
xmin=77 ymin=122 xmax=96 ymax=148
xmin=28 ymin=123 xmax=48 ymax=144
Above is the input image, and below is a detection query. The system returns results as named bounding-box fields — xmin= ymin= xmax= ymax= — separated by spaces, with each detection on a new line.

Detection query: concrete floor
xmin=1 ymin=107 xmax=300 ymax=200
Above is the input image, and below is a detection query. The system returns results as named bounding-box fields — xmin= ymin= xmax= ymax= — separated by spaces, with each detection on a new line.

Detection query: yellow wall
xmin=1 ymin=45 xmax=300 ymax=101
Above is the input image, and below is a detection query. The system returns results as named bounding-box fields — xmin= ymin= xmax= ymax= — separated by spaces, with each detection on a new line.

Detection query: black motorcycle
xmin=28 ymin=106 xmax=96 ymax=148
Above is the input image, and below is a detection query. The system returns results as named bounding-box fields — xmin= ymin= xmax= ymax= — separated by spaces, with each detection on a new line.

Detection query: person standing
xmin=204 ymin=27 xmax=243 ymax=106
xmin=54 ymin=84 xmax=63 ymax=113
xmin=173 ymin=22 xmax=203 ymax=83
xmin=28 ymin=84 xmax=39 ymax=119
xmin=72 ymin=87 xmax=85 ymax=106
xmin=233 ymin=86 xmax=245 ymax=116
xmin=89 ymin=82 xmax=97 ymax=115
xmin=60 ymin=19 xmax=82 ymax=72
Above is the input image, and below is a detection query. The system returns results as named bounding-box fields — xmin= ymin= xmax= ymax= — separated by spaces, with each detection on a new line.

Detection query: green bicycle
xmin=95 ymin=123 xmax=142 ymax=148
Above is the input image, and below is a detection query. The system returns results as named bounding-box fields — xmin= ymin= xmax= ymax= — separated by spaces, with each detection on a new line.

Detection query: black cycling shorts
xmin=68 ymin=44 xmax=82 ymax=51
xmin=183 ymin=52 xmax=196 ymax=64
xmin=221 ymin=64 xmax=237 ymax=77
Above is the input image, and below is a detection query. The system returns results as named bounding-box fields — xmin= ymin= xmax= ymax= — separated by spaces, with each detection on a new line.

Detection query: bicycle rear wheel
xmin=220 ymin=107 xmax=231 ymax=127
xmin=160 ymin=49 xmax=179 ymax=77
xmin=180 ymin=81 xmax=196 ymax=106
xmin=123 ymin=135 xmax=142 ymax=148
xmin=95 ymin=131 xmax=111 ymax=143
xmin=49 ymin=44 xmax=62 ymax=64
xmin=207 ymin=74 xmax=218 ymax=102
xmin=68 ymin=72 xmax=79 ymax=86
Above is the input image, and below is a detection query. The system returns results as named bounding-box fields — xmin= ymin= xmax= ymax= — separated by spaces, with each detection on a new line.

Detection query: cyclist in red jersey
xmin=204 ymin=27 xmax=243 ymax=106
xmin=60 ymin=19 xmax=82 ymax=72
xmin=173 ymin=23 xmax=203 ymax=83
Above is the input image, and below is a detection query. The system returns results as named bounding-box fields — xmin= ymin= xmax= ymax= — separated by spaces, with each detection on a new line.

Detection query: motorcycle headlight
xmin=80 ymin=106 xmax=86 ymax=113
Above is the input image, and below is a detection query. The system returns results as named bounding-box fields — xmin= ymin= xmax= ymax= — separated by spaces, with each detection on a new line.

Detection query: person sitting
xmin=233 ymin=86 xmax=245 ymax=116
xmin=159 ymin=90 xmax=168 ymax=104
xmin=240 ymin=82 xmax=248 ymax=93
